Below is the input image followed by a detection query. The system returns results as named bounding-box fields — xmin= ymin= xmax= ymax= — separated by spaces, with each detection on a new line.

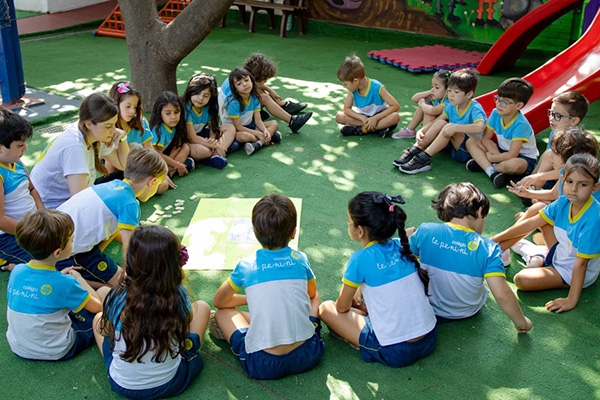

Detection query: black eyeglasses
xmin=547 ymin=109 xmax=575 ymax=122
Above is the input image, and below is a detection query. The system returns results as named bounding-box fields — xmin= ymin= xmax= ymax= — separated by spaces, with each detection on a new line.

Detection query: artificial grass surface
xmin=2 ymin=12 xmax=600 ymax=400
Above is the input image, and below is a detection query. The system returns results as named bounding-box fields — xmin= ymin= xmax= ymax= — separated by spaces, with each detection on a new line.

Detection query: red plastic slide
xmin=476 ymin=9 xmax=600 ymax=134
xmin=478 ymin=0 xmax=583 ymax=75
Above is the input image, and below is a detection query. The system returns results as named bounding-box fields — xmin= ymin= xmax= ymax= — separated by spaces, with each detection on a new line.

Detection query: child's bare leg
xmin=309 ymin=292 xmax=321 ymax=318
xmin=407 ymin=107 xmax=424 ymax=130
xmin=220 ymin=124 xmax=236 ymax=149
xmin=259 ymin=92 xmax=291 ymax=123
xmin=495 ymin=158 xmax=528 ymax=175
xmin=265 ymin=120 xmax=279 ymax=142
xmin=421 ymin=112 xmax=437 ymax=127
xmin=170 ymin=144 xmax=191 ymax=163
xmin=540 ymin=224 xmax=557 ymax=248
xmin=424 ymin=131 xmax=462 ymax=157
xmin=374 ymin=112 xmax=400 ymax=130
xmin=189 ymin=143 xmax=212 ymax=161
xmin=335 ymin=112 xmax=363 ymax=127
xmin=513 ymin=266 xmax=568 ymax=291
xmin=189 ymin=300 xmax=211 ymax=340
xmin=465 ymin=137 xmax=492 ymax=169
xmin=214 ymin=308 xmax=251 ymax=342
xmin=93 ymin=313 xmax=105 ymax=355
xmin=417 ymin=119 xmax=447 ymax=149
xmin=236 ymin=130 xmax=260 ymax=143
xmin=318 ymin=300 xmax=366 ymax=347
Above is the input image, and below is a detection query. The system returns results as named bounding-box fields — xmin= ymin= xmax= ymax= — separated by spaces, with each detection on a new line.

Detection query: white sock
xmin=485 ymin=166 xmax=496 ymax=177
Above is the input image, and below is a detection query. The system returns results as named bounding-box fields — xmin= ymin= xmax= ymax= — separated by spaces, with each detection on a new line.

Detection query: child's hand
xmin=441 ymin=124 xmax=455 ymax=138
xmin=517 ymin=175 xmax=541 ymax=190
xmin=215 ymin=144 xmax=227 ymax=158
xmin=165 ymin=175 xmax=177 ymax=189
xmin=61 ymin=267 xmax=82 ymax=279
xmin=546 ymin=297 xmax=577 ymax=313
xmin=418 ymin=98 xmax=427 ymax=108
xmin=107 ymin=128 xmax=127 ymax=147
xmin=405 ymin=226 xmax=416 ymax=237
xmin=515 ymin=316 xmax=532 ymax=333
xmin=176 ymin=162 xmax=188 ymax=176
xmin=416 ymin=130 xmax=426 ymax=146
xmin=261 ymin=129 xmax=270 ymax=145
xmin=507 ymin=181 xmax=533 ymax=198
xmin=363 ymin=117 xmax=377 ymax=132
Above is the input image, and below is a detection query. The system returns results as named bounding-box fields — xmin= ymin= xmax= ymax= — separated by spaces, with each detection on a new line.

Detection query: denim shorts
xmin=358 ymin=316 xmax=437 ymax=368
xmin=229 ymin=316 xmax=325 ymax=380
xmin=103 ymin=333 xmax=203 ymax=399
xmin=56 ymin=245 xmax=119 ymax=284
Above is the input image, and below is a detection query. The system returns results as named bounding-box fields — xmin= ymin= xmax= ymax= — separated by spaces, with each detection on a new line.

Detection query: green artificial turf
xmin=15 ymin=9 xmax=43 ymax=19
xmin=2 ymin=11 xmax=600 ymax=400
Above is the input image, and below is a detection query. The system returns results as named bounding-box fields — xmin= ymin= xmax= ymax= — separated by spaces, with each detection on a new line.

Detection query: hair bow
xmin=372 ymin=193 xmax=405 ymax=212
xmin=117 ymin=82 xmax=131 ymax=94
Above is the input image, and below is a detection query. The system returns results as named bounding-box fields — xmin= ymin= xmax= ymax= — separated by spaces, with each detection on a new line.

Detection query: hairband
xmin=117 ymin=82 xmax=131 ymax=94
xmin=372 ymin=193 xmax=405 ymax=212
xmin=191 ymin=74 xmax=214 ymax=84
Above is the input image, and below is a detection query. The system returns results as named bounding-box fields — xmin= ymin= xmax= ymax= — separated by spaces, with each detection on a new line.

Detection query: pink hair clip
xmin=117 ymin=82 xmax=131 ymax=94
xmin=389 ymin=205 xmax=394 ymax=212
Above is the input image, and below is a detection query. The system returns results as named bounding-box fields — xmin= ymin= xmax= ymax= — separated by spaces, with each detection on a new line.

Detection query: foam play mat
xmin=367 ymin=45 xmax=485 ymax=72
xmin=181 ymin=197 xmax=302 ymax=270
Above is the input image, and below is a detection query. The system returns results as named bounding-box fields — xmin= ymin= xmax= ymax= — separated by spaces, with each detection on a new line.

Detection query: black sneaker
xmin=289 ymin=112 xmax=312 ymax=133
xmin=341 ymin=125 xmax=363 ymax=136
xmin=228 ymin=140 xmax=242 ymax=153
xmin=184 ymin=157 xmax=195 ymax=172
xmin=201 ymin=155 xmax=228 ymax=169
xmin=374 ymin=124 xmax=397 ymax=138
xmin=271 ymin=131 xmax=282 ymax=144
xmin=244 ymin=141 xmax=262 ymax=156
xmin=521 ymin=197 xmax=533 ymax=207
xmin=393 ymin=145 xmax=422 ymax=167
xmin=466 ymin=159 xmax=484 ymax=172
xmin=491 ymin=171 xmax=511 ymax=188
xmin=282 ymin=101 xmax=307 ymax=115
xmin=398 ymin=151 xmax=432 ymax=174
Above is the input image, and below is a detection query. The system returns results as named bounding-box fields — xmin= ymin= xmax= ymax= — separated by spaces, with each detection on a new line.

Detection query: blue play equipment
xmin=0 ymin=0 xmax=25 ymax=104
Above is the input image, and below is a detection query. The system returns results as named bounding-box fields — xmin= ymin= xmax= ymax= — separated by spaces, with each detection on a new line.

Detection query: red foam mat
xmin=368 ymin=45 xmax=485 ymax=72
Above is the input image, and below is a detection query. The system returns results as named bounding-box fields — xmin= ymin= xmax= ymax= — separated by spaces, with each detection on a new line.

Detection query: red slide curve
xmin=477 ymin=0 xmax=583 ymax=75
xmin=476 ymin=9 xmax=600 ymax=134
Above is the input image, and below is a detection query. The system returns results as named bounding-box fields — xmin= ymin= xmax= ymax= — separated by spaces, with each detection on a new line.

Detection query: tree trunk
xmin=118 ymin=0 xmax=234 ymax=111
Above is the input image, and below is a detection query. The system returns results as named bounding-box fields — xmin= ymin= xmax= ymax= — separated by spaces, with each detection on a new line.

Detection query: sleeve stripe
xmin=539 ymin=211 xmax=554 ymax=226
xmin=484 ymin=272 xmax=506 ymax=278
xmin=307 ymin=277 xmax=316 ymax=283
xmin=227 ymin=277 xmax=241 ymax=291
xmin=486 ymin=123 xmax=495 ymax=131
xmin=474 ymin=118 xmax=485 ymax=123
xmin=577 ymin=252 xmax=600 ymax=259
xmin=72 ymin=293 xmax=91 ymax=313
xmin=118 ymin=223 xmax=137 ymax=230
xmin=342 ymin=277 xmax=361 ymax=288
xmin=512 ymin=138 xmax=528 ymax=142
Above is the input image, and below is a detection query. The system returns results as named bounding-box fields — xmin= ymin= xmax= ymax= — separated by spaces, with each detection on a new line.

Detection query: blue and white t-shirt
xmin=487 ymin=109 xmax=538 ymax=159
xmin=223 ymin=93 xmax=261 ymax=127
xmin=228 ymin=247 xmax=316 ymax=353
xmin=0 ymin=161 xmax=36 ymax=234
xmin=57 ymin=179 xmax=140 ymax=255
xmin=409 ymin=222 xmax=506 ymax=319
xmin=185 ymin=102 xmax=211 ymax=135
xmin=6 ymin=262 xmax=91 ymax=360
xmin=540 ymin=196 xmax=600 ymax=287
xmin=151 ymin=124 xmax=176 ymax=150
xmin=343 ymin=239 xmax=436 ymax=346
xmin=442 ymin=99 xmax=487 ymax=138
xmin=126 ymin=118 xmax=153 ymax=146
xmin=352 ymin=78 xmax=389 ymax=117
xmin=105 ymin=286 xmax=192 ymax=390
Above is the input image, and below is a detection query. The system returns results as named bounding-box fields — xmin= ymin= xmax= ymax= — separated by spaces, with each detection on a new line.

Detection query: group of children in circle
xmin=1 ymin=50 xmax=599 ymax=398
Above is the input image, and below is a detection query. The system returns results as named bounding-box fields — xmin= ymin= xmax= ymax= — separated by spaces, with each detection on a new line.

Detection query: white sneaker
xmin=511 ymin=239 xmax=547 ymax=267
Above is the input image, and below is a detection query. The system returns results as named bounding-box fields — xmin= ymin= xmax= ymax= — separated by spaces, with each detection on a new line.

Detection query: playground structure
xmin=476 ymin=2 xmax=600 ymax=134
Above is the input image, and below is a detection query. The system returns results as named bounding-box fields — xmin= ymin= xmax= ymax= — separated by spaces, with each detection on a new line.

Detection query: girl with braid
xmin=408 ymin=182 xmax=532 ymax=331
xmin=319 ymin=191 xmax=437 ymax=368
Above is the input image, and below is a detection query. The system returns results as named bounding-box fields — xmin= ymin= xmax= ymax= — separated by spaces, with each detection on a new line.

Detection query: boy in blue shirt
xmin=397 ymin=69 xmax=486 ymax=174
xmin=211 ymin=194 xmax=324 ymax=380
xmin=408 ymin=182 xmax=532 ymax=332
xmin=465 ymin=78 xmax=538 ymax=188
xmin=7 ymin=209 xmax=108 ymax=360
xmin=56 ymin=147 xmax=167 ymax=288
xmin=335 ymin=55 xmax=400 ymax=137
xmin=0 ymin=109 xmax=44 ymax=272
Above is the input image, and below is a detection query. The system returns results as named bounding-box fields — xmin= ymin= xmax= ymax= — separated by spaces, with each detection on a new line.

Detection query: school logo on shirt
xmin=184 ymin=338 xmax=193 ymax=350
xmin=290 ymin=250 xmax=301 ymax=260
xmin=468 ymin=241 xmax=479 ymax=251
xmin=97 ymin=261 xmax=108 ymax=271
xmin=41 ymin=284 xmax=52 ymax=295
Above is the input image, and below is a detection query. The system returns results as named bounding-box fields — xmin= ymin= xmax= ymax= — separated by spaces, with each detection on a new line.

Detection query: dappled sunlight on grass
xmin=489 ymin=192 xmax=512 ymax=204
xmin=327 ymin=374 xmax=360 ymax=400
xmin=226 ymin=170 xmax=242 ymax=180
xmin=271 ymin=151 xmax=294 ymax=165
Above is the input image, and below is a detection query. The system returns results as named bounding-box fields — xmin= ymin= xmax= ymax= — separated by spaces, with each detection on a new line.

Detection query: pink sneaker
xmin=391 ymin=127 xmax=416 ymax=139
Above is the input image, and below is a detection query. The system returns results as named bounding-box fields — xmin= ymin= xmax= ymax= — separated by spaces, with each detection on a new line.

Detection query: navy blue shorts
xmin=197 ymin=125 xmax=210 ymax=139
xmin=0 ymin=233 xmax=30 ymax=267
xmin=56 ymin=245 xmax=119 ymax=284
xmin=358 ymin=316 xmax=437 ymax=368
xmin=498 ymin=148 xmax=537 ymax=175
xmin=445 ymin=136 xmax=471 ymax=163
xmin=229 ymin=316 xmax=325 ymax=380
xmin=103 ymin=333 xmax=203 ymax=399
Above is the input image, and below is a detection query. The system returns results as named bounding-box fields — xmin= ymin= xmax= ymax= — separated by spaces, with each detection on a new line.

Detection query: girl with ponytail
xmin=319 ymin=191 xmax=437 ymax=368
xmin=409 ymin=182 xmax=532 ymax=331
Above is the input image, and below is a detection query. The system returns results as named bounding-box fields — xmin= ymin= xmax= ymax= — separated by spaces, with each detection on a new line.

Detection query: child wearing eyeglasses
xmin=465 ymin=78 xmax=538 ymax=188
xmin=517 ymin=91 xmax=589 ymax=193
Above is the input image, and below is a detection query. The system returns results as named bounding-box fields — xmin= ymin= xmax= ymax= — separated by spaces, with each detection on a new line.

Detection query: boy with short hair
xmin=465 ymin=78 xmax=538 ymax=188
xmin=518 ymin=90 xmax=589 ymax=190
xmin=335 ymin=55 xmax=400 ymax=137
xmin=396 ymin=69 xmax=486 ymax=174
xmin=56 ymin=147 xmax=167 ymax=288
xmin=7 ymin=209 xmax=107 ymax=361
xmin=408 ymin=182 xmax=532 ymax=332
xmin=212 ymin=194 xmax=324 ymax=380
xmin=0 ymin=108 xmax=44 ymax=272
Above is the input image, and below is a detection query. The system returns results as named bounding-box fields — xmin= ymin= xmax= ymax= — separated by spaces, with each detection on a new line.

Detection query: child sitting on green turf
xmin=335 ymin=55 xmax=400 ymax=137
xmin=211 ymin=194 xmax=324 ymax=379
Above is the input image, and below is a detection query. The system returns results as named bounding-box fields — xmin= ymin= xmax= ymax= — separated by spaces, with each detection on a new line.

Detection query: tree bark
xmin=118 ymin=0 xmax=234 ymax=110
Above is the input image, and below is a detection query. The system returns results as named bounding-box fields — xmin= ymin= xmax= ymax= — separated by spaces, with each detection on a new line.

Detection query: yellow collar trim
xmin=569 ymin=196 xmax=594 ymax=223
xmin=27 ymin=261 xmax=56 ymax=271
xmin=162 ymin=123 xmax=173 ymax=133
xmin=446 ymin=222 xmax=474 ymax=232
xmin=501 ymin=111 xmax=519 ymax=130
xmin=457 ymin=100 xmax=472 ymax=117
xmin=364 ymin=240 xmax=379 ymax=249
xmin=0 ymin=162 xmax=16 ymax=172
xmin=190 ymin=101 xmax=203 ymax=117
xmin=358 ymin=78 xmax=371 ymax=97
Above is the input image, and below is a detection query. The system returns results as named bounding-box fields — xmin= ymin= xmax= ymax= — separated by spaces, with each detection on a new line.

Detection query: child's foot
xmin=340 ymin=125 xmax=363 ymax=136
xmin=271 ymin=131 xmax=282 ymax=144
xmin=228 ymin=140 xmax=242 ymax=153
xmin=282 ymin=100 xmax=307 ymax=115
xmin=328 ymin=328 xmax=359 ymax=350
xmin=208 ymin=310 xmax=226 ymax=340
xmin=184 ymin=157 xmax=195 ymax=172
xmin=521 ymin=197 xmax=533 ymax=207
xmin=465 ymin=159 xmax=484 ymax=172
xmin=393 ymin=145 xmax=423 ymax=167
xmin=532 ymin=232 xmax=545 ymax=246
xmin=491 ymin=171 xmax=510 ymax=189
xmin=398 ymin=151 xmax=431 ymax=174
xmin=511 ymin=239 xmax=547 ymax=267
xmin=373 ymin=124 xmax=397 ymax=138
xmin=391 ymin=127 xmax=417 ymax=139
xmin=244 ymin=141 xmax=263 ymax=156
xmin=0 ymin=262 xmax=14 ymax=272
xmin=289 ymin=112 xmax=312 ymax=133
xmin=201 ymin=155 xmax=228 ymax=170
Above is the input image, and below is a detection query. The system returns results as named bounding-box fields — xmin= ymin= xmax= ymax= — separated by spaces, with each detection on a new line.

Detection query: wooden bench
xmin=221 ymin=0 xmax=306 ymax=38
